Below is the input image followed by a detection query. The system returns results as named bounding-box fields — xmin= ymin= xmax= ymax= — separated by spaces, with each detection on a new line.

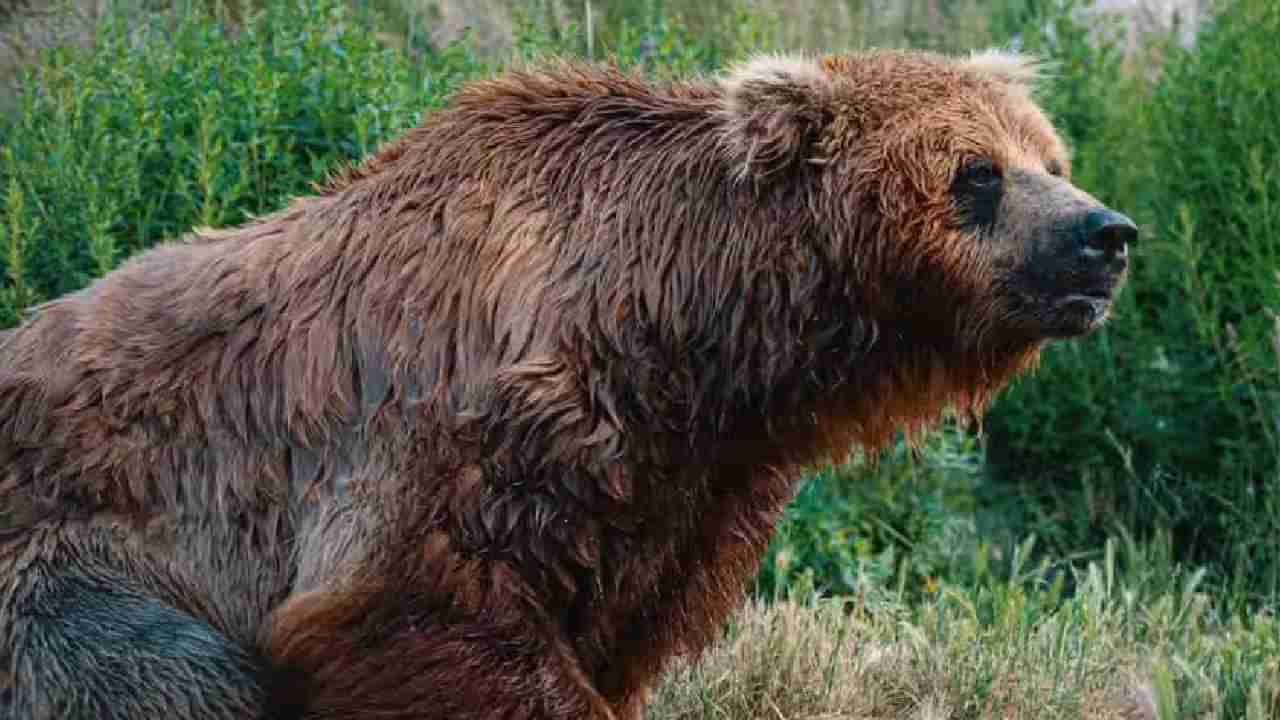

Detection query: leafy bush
xmin=0 ymin=0 xmax=775 ymax=327
xmin=982 ymin=0 xmax=1280 ymax=605
xmin=756 ymin=424 xmax=988 ymax=603
xmin=0 ymin=0 xmax=484 ymax=325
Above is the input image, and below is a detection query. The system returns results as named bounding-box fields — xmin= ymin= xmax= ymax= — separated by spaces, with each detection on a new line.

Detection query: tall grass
xmin=656 ymin=537 xmax=1280 ymax=719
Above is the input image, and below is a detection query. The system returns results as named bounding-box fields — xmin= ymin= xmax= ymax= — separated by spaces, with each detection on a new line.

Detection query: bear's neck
xmin=556 ymin=178 xmax=1041 ymax=472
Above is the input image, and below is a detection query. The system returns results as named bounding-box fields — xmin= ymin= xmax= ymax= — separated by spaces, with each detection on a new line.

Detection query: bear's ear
xmin=962 ymin=49 xmax=1051 ymax=94
xmin=718 ymin=53 xmax=835 ymax=182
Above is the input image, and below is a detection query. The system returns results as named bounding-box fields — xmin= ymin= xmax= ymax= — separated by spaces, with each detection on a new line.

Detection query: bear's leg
xmin=6 ymin=570 xmax=276 ymax=720
xmin=264 ymin=588 xmax=617 ymax=720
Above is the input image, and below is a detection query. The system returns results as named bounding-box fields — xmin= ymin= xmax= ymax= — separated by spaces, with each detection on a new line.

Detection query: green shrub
xmin=0 ymin=0 xmax=777 ymax=329
xmin=507 ymin=0 xmax=779 ymax=76
xmin=0 ymin=0 xmax=484 ymax=325
xmin=756 ymin=423 xmax=988 ymax=604
xmin=983 ymin=0 xmax=1280 ymax=605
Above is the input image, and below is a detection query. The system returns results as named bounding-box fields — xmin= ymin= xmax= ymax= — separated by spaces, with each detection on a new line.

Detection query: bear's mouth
xmin=1000 ymin=267 xmax=1128 ymax=340
xmin=1046 ymin=286 xmax=1117 ymax=336
xmin=1058 ymin=288 xmax=1113 ymax=306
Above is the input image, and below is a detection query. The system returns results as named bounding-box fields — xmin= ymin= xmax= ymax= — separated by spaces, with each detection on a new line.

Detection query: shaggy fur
xmin=0 ymin=48 xmax=1132 ymax=719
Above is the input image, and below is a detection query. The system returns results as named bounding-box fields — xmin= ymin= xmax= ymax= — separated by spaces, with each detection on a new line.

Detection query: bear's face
xmin=719 ymin=49 xmax=1136 ymax=348
xmin=960 ymin=156 xmax=1135 ymax=340
xmin=915 ymin=79 xmax=1137 ymax=342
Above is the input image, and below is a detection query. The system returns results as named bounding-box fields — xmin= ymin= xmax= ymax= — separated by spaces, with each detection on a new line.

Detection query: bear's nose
xmin=1081 ymin=207 xmax=1138 ymax=259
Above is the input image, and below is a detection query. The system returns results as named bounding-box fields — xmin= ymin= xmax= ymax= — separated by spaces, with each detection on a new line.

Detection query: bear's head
xmin=718 ymin=49 xmax=1135 ymax=348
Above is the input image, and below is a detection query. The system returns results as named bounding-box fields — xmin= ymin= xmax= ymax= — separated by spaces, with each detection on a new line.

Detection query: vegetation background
xmin=0 ymin=0 xmax=1277 ymax=716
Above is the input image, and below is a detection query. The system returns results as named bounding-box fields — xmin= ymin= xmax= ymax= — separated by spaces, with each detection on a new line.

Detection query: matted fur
xmin=717 ymin=53 xmax=836 ymax=180
xmin=1 ymin=49 xmax=1104 ymax=719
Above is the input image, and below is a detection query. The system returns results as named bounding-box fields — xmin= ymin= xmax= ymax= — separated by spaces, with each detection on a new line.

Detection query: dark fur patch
xmin=951 ymin=158 xmax=1004 ymax=232
xmin=8 ymin=572 xmax=269 ymax=720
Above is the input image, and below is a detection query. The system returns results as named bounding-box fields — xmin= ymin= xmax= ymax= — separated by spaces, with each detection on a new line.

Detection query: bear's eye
xmin=956 ymin=158 xmax=1002 ymax=189
xmin=950 ymin=158 xmax=1002 ymax=231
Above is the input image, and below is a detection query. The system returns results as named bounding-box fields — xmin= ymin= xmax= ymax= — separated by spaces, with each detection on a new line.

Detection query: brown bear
xmin=0 ymin=48 xmax=1135 ymax=719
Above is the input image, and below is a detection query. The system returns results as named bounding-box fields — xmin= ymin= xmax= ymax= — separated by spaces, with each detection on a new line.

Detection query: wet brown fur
xmin=2 ymin=49 xmax=1081 ymax=719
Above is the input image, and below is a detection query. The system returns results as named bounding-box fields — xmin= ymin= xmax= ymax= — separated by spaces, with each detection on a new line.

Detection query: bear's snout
xmin=1077 ymin=207 xmax=1137 ymax=267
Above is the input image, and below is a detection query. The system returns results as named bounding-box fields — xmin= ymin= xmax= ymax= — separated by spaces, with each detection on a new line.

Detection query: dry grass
xmin=648 ymin=597 xmax=1160 ymax=720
